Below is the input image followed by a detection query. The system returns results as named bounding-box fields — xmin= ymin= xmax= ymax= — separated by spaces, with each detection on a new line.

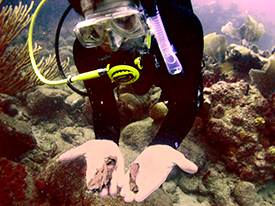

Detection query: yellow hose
xmin=28 ymin=0 xmax=104 ymax=85
xmin=28 ymin=0 xmax=68 ymax=85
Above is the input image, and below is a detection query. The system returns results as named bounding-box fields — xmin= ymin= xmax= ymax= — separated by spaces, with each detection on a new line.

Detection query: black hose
xmin=55 ymin=4 xmax=88 ymax=96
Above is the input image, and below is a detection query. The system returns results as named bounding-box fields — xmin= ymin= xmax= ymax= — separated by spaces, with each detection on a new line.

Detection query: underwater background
xmin=1 ymin=0 xmax=275 ymax=205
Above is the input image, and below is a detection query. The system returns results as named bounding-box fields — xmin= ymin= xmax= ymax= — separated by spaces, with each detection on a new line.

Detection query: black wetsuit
xmin=69 ymin=0 xmax=204 ymax=149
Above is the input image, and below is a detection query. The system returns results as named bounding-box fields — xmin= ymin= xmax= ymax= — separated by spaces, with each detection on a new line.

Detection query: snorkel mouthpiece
xmin=141 ymin=0 xmax=183 ymax=75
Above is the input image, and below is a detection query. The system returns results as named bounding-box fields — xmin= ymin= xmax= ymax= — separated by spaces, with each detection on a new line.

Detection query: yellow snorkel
xmin=28 ymin=0 xmax=143 ymax=86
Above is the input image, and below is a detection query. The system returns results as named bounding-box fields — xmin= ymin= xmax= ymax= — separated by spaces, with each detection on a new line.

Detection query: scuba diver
xmin=57 ymin=0 xmax=204 ymax=202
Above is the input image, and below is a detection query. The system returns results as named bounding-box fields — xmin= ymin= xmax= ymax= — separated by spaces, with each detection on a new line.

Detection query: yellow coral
xmin=268 ymin=149 xmax=275 ymax=158
xmin=239 ymin=130 xmax=246 ymax=139
xmin=266 ymin=146 xmax=275 ymax=162
xmin=254 ymin=117 xmax=266 ymax=128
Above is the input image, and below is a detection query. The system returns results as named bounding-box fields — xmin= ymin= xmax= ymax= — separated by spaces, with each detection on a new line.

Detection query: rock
xmin=177 ymin=138 xmax=206 ymax=169
xmin=149 ymin=102 xmax=168 ymax=120
xmin=202 ymin=168 xmax=235 ymax=205
xmin=118 ymin=93 xmax=144 ymax=120
xmin=0 ymin=112 xmax=36 ymax=160
xmin=249 ymin=58 xmax=275 ymax=98
xmin=63 ymin=115 xmax=75 ymax=127
xmin=26 ymin=87 xmax=69 ymax=116
xmin=162 ymin=181 xmax=179 ymax=203
xmin=64 ymin=92 xmax=85 ymax=111
xmin=60 ymin=127 xmax=82 ymax=144
xmin=258 ymin=181 xmax=275 ymax=205
xmin=81 ymin=127 xmax=95 ymax=142
xmin=233 ymin=181 xmax=258 ymax=206
xmin=178 ymin=174 xmax=200 ymax=194
xmin=226 ymin=44 xmax=264 ymax=73
xmin=0 ymin=94 xmax=19 ymax=116
xmin=163 ymin=180 xmax=177 ymax=194
xmin=8 ymin=104 xmax=18 ymax=116
xmin=173 ymin=186 xmax=211 ymax=206
xmin=59 ymin=127 xmax=95 ymax=146
xmin=44 ymin=123 xmax=57 ymax=133
xmin=0 ymin=94 xmax=13 ymax=112
xmin=120 ymin=118 xmax=159 ymax=152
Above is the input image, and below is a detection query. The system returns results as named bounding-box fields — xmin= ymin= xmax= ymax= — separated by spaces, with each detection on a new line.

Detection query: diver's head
xmin=74 ymin=0 xmax=148 ymax=53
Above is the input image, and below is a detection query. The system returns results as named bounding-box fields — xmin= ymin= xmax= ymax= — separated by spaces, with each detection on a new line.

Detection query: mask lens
xmin=80 ymin=25 xmax=102 ymax=40
xmin=107 ymin=31 xmax=124 ymax=51
xmin=74 ymin=22 xmax=104 ymax=48
xmin=113 ymin=14 xmax=136 ymax=30
xmin=111 ymin=14 xmax=145 ymax=38
xmin=74 ymin=7 xmax=147 ymax=48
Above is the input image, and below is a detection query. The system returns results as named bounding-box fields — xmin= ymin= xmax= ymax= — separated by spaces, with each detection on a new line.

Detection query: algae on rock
xmin=226 ymin=44 xmax=265 ymax=73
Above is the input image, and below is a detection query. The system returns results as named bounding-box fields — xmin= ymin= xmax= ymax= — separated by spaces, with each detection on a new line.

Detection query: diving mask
xmin=74 ymin=6 xmax=147 ymax=49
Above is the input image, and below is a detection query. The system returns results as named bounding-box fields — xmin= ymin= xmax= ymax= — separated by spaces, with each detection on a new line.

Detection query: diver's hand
xmin=120 ymin=145 xmax=198 ymax=202
xmin=58 ymin=139 xmax=125 ymax=197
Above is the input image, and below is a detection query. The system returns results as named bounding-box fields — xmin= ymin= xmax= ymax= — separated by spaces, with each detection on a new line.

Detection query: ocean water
xmin=1 ymin=0 xmax=275 ymax=205
xmin=193 ymin=0 xmax=275 ymax=51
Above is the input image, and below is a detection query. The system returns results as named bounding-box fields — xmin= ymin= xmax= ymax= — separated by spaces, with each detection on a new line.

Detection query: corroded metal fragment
xmin=87 ymin=156 xmax=117 ymax=192
xmin=129 ymin=163 xmax=139 ymax=193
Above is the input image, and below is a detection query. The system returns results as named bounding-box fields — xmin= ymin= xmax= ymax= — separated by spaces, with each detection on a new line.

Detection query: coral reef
xmin=2 ymin=73 xmax=275 ymax=205
xmin=200 ymin=80 xmax=275 ymax=185
xmin=0 ymin=1 xmax=275 ymax=205
xmin=116 ymin=84 xmax=161 ymax=126
xmin=266 ymin=146 xmax=275 ymax=162
xmin=202 ymin=42 xmax=274 ymax=90
xmin=254 ymin=117 xmax=266 ymax=128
